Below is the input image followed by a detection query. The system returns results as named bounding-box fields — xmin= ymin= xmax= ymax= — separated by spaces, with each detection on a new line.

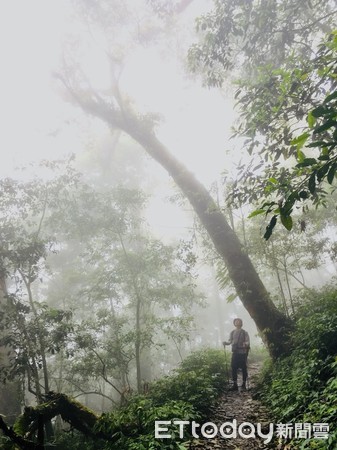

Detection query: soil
xmin=187 ymin=362 xmax=277 ymax=450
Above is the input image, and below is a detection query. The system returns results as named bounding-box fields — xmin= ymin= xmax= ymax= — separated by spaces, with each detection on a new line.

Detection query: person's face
xmin=234 ymin=319 xmax=242 ymax=328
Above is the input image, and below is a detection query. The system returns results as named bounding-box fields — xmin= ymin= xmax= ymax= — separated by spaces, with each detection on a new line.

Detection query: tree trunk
xmin=64 ymin=89 xmax=293 ymax=358
xmin=0 ymin=276 xmax=22 ymax=423
xmin=128 ymin=124 xmax=292 ymax=357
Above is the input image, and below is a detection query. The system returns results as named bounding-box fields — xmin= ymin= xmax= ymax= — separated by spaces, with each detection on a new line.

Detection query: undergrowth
xmin=80 ymin=348 xmax=227 ymax=449
xmin=258 ymin=285 xmax=337 ymax=449
xmin=0 ymin=348 xmax=228 ymax=450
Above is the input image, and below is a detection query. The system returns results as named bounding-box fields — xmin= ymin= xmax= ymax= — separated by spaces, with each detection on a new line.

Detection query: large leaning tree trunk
xmin=59 ymin=78 xmax=292 ymax=358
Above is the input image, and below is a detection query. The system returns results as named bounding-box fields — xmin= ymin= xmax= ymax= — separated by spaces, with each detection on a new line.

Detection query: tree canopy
xmin=189 ymin=0 xmax=337 ymax=238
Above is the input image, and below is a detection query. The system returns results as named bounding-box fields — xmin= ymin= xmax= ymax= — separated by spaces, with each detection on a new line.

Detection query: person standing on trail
xmin=223 ymin=318 xmax=250 ymax=391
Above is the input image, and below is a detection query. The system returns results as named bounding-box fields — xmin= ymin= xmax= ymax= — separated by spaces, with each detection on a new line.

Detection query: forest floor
xmin=187 ymin=362 xmax=279 ymax=450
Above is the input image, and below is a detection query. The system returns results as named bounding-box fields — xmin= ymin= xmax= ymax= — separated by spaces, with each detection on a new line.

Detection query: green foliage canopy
xmin=232 ymin=31 xmax=337 ymax=239
xmin=189 ymin=0 xmax=337 ymax=238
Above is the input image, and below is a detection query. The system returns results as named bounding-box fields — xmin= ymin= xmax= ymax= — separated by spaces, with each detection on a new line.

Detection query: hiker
xmin=223 ymin=318 xmax=250 ymax=391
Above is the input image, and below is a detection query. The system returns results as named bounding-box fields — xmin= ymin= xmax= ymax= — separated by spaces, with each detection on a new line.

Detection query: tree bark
xmin=126 ymin=121 xmax=292 ymax=357
xmin=62 ymin=87 xmax=293 ymax=358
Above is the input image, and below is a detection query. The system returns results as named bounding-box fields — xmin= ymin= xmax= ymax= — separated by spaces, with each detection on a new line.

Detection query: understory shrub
xmin=1 ymin=348 xmax=228 ymax=450
xmin=93 ymin=348 xmax=228 ymax=449
xmin=258 ymin=285 xmax=337 ymax=449
xmin=150 ymin=348 xmax=228 ymax=415
xmin=94 ymin=398 xmax=196 ymax=450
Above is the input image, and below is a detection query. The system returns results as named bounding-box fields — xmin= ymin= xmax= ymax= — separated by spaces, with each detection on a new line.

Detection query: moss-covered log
xmin=14 ymin=392 xmax=100 ymax=439
xmin=0 ymin=392 xmax=121 ymax=449
xmin=0 ymin=415 xmax=44 ymax=450
xmin=14 ymin=392 xmax=99 ymax=435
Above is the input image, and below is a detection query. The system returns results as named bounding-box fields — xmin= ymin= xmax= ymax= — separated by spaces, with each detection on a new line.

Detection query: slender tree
xmin=0 ymin=275 xmax=21 ymax=423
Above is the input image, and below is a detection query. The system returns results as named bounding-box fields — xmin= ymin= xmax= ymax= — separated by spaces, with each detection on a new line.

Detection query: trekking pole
xmin=246 ymin=350 xmax=250 ymax=391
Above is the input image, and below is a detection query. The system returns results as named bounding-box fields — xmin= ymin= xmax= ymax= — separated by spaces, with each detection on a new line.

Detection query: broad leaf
xmin=264 ymin=215 xmax=277 ymax=241
xmin=280 ymin=214 xmax=293 ymax=231
xmin=248 ymin=209 xmax=266 ymax=218
xmin=308 ymin=171 xmax=316 ymax=194
xmin=327 ymin=164 xmax=337 ymax=184
xmin=314 ymin=119 xmax=337 ymax=134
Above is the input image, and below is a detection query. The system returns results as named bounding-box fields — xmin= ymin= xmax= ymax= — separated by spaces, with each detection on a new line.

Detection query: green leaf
xmin=248 ymin=209 xmax=265 ymax=218
xmin=307 ymin=111 xmax=316 ymax=128
xmin=318 ymin=147 xmax=330 ymax=160
xmin=299 ymin=190 xmax=309 ymax=199
xmin=317 ymin=163 xmax=331 ymax=181
xmin=291 ymin=132 xmax=310 ymax=149
xmin=261 ymin=201 xmax=277 ymax=208
xmin=227 ymin=293 xmax=237 ymax=303
xmin=296 ymin=158 xmax=317 ymax=168
xmin=263 ymin=215 xmax=277 ymax=241
xmin=280 ymin=214 xmax=293 ymax=231
xmin=283 ymin=192 xmax=298 ymax=212
xmin=234 ymin=89 xmax=242 ymax=99
xmin=323 ymin=90 xmax=337 ymax=104
xmin=311 ymin=105 xmax=329 ymax=118
xmin=314 ymin=119 xmax=337 ymax=134
xmin=308 ymin=171 xmax=316 ymax=194
xmin=178 ymin=444 xmax=188 ymax=450
xmin=327 ymin=164 xmax=337 ymax=184
xmin=297 ymin=150 xmax=305 ymax=163
xmin=307 ymin=141 xmax=329 ymax=148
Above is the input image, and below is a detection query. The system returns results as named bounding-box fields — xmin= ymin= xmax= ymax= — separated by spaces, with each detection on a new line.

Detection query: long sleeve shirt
xmin=227 ymin=328 xmax=250 ymax=354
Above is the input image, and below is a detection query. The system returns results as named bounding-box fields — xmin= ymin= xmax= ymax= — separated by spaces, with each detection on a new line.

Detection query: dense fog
xmin=1 ymin=1 xmax=337 ymax=448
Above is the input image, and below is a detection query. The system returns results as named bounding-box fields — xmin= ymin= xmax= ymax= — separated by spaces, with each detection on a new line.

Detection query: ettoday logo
xmin=154 ymin=420 xmax=329 ymax=444
xmin=155 ymin=419 xmax=274 ymax=444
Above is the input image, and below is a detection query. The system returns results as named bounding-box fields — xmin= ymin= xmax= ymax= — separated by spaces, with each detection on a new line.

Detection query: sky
xmin=0 ymin=1 xmax=70 ymax=171
xmin=0 ymin=0 xmax=241 ymax=242
xmin=0 ymin=0 xmax=237 ymax=186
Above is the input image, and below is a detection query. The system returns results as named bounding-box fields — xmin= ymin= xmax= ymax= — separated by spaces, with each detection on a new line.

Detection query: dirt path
xmin=188 ymin=362 xmax=274 ymax=450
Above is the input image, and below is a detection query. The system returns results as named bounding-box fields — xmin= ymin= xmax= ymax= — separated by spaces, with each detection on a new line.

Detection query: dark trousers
xmin=231 ymin=353 xmax=248 ymax=385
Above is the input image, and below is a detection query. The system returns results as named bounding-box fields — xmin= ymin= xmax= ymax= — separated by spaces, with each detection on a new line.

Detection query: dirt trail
xmin=188 ymin=362 xmax=274 ymax=450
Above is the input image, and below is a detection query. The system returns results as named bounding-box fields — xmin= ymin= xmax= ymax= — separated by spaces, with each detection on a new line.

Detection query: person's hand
xmin=222 ymin=341 xmax=229 ymax=346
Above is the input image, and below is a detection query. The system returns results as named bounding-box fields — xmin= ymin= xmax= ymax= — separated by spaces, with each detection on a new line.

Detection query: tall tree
xmin=56 ymin=0 xmax=292 ymax=358
xmin=0 ymin=275 xmax=21 ymax=423
xmin=65 ymin=186 xmax=202 ymax=395
xmin=0 ymin=172 xmax=77 ymax=404
xmin=188 ymin=0 xmax=336 ymax=84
